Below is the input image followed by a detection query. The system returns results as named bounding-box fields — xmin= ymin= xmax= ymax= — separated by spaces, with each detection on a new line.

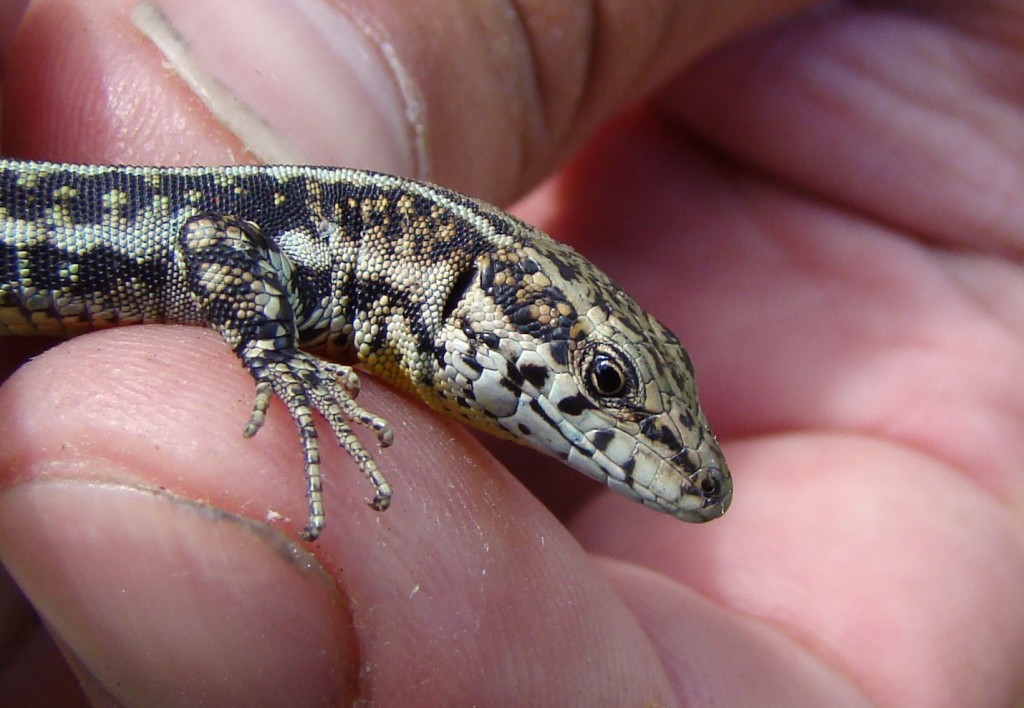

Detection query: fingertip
xmin=4 ymin=0 xmax=243 ymax=163
xmin=132 ymin=0 xmax=417 ymax=173
xmin=0 ymin=481 xmax=360 ymax=705
xmin=1 ymin=326 xmax=678 ymax=702
xmin=598 ymin=557 xmax=871 ymax=705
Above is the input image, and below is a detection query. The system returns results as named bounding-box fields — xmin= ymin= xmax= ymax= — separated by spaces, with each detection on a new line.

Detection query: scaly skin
xmin=0 ymin=159 xmax=730 ymax=539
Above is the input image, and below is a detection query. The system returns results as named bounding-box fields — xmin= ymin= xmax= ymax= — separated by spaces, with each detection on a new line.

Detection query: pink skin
xmin=2 ymin=0 xmax=1023 ymax=705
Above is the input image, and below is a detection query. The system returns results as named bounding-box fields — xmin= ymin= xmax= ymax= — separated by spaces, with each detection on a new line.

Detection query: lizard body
xmin=0 ymin=160 xmax=731 ymax=539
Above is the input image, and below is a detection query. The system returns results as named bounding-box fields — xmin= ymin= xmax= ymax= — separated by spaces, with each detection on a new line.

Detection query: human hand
xmin=1 ymin=0 xmax=1021 ymax=705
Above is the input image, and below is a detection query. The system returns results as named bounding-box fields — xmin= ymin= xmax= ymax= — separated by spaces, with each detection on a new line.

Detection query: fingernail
xmin=0 ymin=479 xmax=358 ymax=705
xmin=132 ymin=0 xmax=423 ymax=176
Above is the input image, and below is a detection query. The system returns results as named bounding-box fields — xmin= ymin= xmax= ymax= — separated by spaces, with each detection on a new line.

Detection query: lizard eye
xmin=579 ymin=343 xmax=640 ymax=405
xmin=590 ymin=355 xmax=626 ymax=396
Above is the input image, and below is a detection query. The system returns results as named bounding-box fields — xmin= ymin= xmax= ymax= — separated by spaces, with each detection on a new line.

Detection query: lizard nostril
xmin=700 ymin=475 xmax=720 ymax=496
xmin=695 ymin=468 xmax=727 ymax=502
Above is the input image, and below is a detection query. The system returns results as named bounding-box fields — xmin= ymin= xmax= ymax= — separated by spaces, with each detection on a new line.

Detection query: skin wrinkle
xmin=463 ymin=2 xmax=534 ymax=188
xmin=332 ymin=2 xmax=432 ymax=179
xmin=512 ymin=0 xmax=595 ymax=159
xmin=503 ymin=0 xmax=555 ymax=138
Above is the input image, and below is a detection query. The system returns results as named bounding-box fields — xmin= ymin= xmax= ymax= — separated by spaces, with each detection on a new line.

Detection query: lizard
xmin=0 ymin=159 xmax=732 ymax=540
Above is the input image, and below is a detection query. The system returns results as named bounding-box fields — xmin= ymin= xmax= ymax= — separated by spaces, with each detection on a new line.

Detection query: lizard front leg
xmin=177 ymin=214 xmax=393 ymax=540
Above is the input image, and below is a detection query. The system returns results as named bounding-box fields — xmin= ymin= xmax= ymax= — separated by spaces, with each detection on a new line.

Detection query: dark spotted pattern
xmin=1 ymin=159 xmax=732 ymax=538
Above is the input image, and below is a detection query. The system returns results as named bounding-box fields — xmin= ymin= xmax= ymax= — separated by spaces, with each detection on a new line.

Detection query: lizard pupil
xmin=591 ymin=356 xmax=626 ymax=396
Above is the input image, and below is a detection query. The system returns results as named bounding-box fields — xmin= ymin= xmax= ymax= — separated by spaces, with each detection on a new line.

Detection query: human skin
xmin=1 ymin=0 xmax=1023 ymax=705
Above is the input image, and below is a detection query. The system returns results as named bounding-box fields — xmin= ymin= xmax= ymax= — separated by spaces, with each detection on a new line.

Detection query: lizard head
xmin=429 ymin=231 xmax=731 ymax=523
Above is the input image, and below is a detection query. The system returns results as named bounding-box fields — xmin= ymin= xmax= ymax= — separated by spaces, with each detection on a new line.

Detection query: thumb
xmin=4 ymin=0 xmax=812 ymax=201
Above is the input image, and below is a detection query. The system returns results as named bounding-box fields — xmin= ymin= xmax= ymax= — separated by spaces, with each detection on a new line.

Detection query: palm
xmin=522 ymin=9 xmax=1024 ymax=704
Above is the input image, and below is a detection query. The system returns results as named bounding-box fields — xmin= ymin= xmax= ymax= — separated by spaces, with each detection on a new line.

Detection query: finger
xmin=0 ymin=326 xmax=685 ymax=704
xmin=0 ymin=1 xmax=29 ymax=79
xmin=579 ymin=435 xmax=1024 ymax=706
xmin=660 ymin=3 xmax=1024 ymax=255
xmin=5 ymin=0 xmax=814 ymax=201
xmin=596 ymin=557 xmax=873 ymax=705
xmin=0 ymin=565 xmax=85 ymax=705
